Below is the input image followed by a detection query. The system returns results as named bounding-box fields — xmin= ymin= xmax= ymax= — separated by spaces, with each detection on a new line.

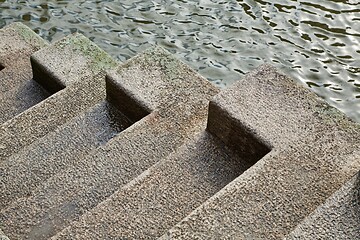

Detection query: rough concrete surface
xmin=0 ymin=101 xmax=132 ymax=209
xmin=0 ymin=22 xmax=48 ymax=124
xmin=1 ymin=23 xmax=359 ymax=240
xmin=0 ymin=229 xmax=9 ymax=240
xmin=53 ymin=131 xmax=251 ymax=239
xmin=285 ymin=172 xmax=360 ymax=240
xmin=0 ymin=29 xmax=116 ymax=161
xmin=1 ymin=23 xmax=219 ymax=239
xmin=162 ymin=65 xmax=359 ymax=239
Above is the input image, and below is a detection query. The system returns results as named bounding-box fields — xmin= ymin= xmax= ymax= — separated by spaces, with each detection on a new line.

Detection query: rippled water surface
xmin=1 ymin=0 xmax=359 ymax=121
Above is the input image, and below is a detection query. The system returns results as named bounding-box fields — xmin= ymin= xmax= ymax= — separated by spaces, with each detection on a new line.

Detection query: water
xmin=1 ymin=0 xmax=359 ymax=121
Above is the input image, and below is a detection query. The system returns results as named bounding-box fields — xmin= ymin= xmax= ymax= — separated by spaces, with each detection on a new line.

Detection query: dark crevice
xmin=206 ymin=100 xmax=272 ymax=169
xmin=0 ymin=63 xmax=5 ymax=71
xmin=31 ymin=55 xmax=66 ymax=94
xmin=106 ymin=75 xmax=151 ymax=123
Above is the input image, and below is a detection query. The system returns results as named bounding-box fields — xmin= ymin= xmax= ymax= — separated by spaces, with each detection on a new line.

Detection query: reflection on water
xmin=0 ymin=0 xmax=359 ymax=121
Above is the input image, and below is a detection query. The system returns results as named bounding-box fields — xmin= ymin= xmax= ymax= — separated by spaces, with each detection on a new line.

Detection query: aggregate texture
xmin=1 ymin=23 xmax=359 ymax=240
xmin=162 ymin=64 xmax=360 ymax=239
xmin=0 ymin=229 xmax=9 ymax=240
xmin=285 ymin=172 xmax=360 ymax=240
xmin=0 ymin=22 xmax=49 ymax=124
xmin=0 ymin=101 xmax=132 ymax=209
xmin=0 ymin=29 xmax=116 ymax=161
xmin=53 ymin=131 xmax=255 ymax=239
xmin=0 ymin=32 xmax=220 ymax=239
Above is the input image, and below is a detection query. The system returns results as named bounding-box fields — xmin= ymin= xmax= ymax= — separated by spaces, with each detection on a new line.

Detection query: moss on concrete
xmin=128 ymin=46 xmax=188 ymax=83
xmin=57 ymin=34 xmax=117 ymax=73
xmin=11 ymin=22 xmax=48 ymax=48
xmin=148 ymin=47 xmax=182 ymax=71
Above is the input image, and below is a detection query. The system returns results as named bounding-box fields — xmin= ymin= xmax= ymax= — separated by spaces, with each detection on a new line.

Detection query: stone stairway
xmin=160 ymin=65 xmax=360 ymax=239
xmin=0 ymin=23 xmax=359 ymax=239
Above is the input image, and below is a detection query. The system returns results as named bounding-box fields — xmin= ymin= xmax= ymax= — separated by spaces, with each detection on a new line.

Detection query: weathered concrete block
xmin=0 ymin=30 xmax=117 ymax=160
xmin=0 ymin=44 xmax=220 ymax=239
xmin=162 ymin=64 xmax=359 ymax=239
xmin=1 ymin=23 xmax=358 ymax=240
xmin=285 ymin=172 xmax=360 ymax=240
xmin=105 ymin=46 xmax=218 ymax=121
xmin=31 ymin=33 xmax=117 ymax=93
xmin=0 ymin=23 xmax=49 ymax=124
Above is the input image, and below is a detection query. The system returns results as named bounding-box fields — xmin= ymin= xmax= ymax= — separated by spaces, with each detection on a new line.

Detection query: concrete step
xmin=0 ymin=22 xmax=48 ymax=93
xmin=0 ymin=41 xmax=218 ymax=239
xmin=1 ymin=23 xmax=358 ymax=239
xmin=284 ymin=172 xmax=360 ymax=240
xmin=0 ymin=111 xmax=193 ymax=240
xmin=53 ymin=130 xmax=257 ymax=239
xmin=0 ymin=229 xmax=9 ymax=240
xmin=0 ymin=100 xmax=133 ymax=209
xmin=0 ymin=29 xmax=117 ymax=161
xmin=0 ymin=79 xmax=51 ymax=124
xmin=161 ymin=65 xmax=359 ymax=239
xmin=0 ymin=23 xmax=49 ymax=124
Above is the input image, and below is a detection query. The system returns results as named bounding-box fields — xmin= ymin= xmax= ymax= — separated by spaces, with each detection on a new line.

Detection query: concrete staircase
xmin=0 ymin=23 xmax=359 ymax=240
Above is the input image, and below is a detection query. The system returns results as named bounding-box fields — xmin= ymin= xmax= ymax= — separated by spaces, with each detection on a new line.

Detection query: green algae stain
xmin=115 ymin=46 xmax=183 ymax=80
xmin=12 ymin=22 xmax=48 ymax=48
xmin=141 ymin=46 xmax=186 ymax=81
xmin=56 ymin=33 xmax=117 ymax=73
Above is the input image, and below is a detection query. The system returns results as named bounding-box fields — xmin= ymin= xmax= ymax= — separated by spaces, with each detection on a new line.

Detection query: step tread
xmin=161 ymin=64 xmax=360 ymax=239
xmin=1 ymin=32 xmax=116 ymax=161
xmin=284 ymin=173 xmax=360 ymax=240
xmin=0 ymin=100 xmax=132 ymax=209
xmin=0 ymin=44 xmax=218 ymax=240
xmin=54 ymin=131 xmax=249 ymax=239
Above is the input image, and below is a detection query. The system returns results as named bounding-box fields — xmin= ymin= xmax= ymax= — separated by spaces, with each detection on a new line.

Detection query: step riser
xmin=284 ymin=173 xmax=360 ymax=239
xmin=1 ymin=23 xmax=358 ymax=240
xmin=106 ymin=74 xmax=151 ymax=123
xmin=55 ymin=131 xmax=260 ymax=239
xmin=162 ymin=65 xmax=360 ymax=239
xmin=31 ymin=55 xmax=66 ymax=94
xmin=207 ymin=100 xmax=272 ymax=161
xmin=0 ymin=101 xmax=133 ymax=209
